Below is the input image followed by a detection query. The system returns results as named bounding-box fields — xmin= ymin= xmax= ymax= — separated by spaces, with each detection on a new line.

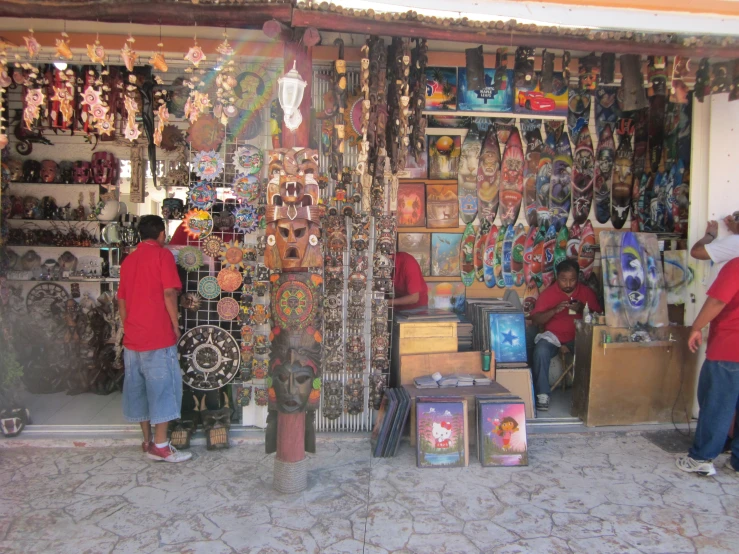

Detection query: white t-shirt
xmin=705 ymin=234 xmax=739 ymax=283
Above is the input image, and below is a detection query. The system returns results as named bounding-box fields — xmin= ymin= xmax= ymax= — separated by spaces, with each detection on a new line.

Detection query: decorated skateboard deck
xmin=460 ymin=222 xmax=477 ymax=287
xmin=566 ymin=222 xmax=581 ymax=261
xmin=639 ymin=173 xmax=654 ymax=232
xmin=550 ymin=132 xmax=573 ymax=231
xmin=594 ymin=125 xmax=615 ymax=224
xmin=523 ymin=225 xmax=538 ymax=287
xmin=474 ymin=219 xmax=491 ymax=283
xmin=536 ymin=133 xmax=555 ymax=229
xmin=595 ymin=86 xmax=621 ymax=138
xmin=620 ymin=232 xmax=649 ymax=326
xmin=493 ymin=225 xmax=506 ymax=288
xmin=568 ymin=88 xmax=591 ymax=145
xmin=511 ymin=223 xmax=526 ymax=287
xmin=502 ymin=224 xmax=515 ymax=287
xmin=495 ymin=118 xmax=516 ymax=145
xmin=521 ymin=119 xmax=544 ymax=227
xmin=483 ymin=224 xmax=498 ymax=288
xmin=499 ymin=128 xmax=525 ymax=227
xmin=553 ymin=225 xmax=569 ymax=275
xmin=572 ymin=126 xmax=595 ymax=225
xmin=458 ymin=125 xmax=481 ymax=224
xmin=541 ymin=224 xmax=557 ymax=289
xmin=671 ymin=159 xmax=687 ymax=235
xmin=629 ymin=108 xmax=649 ymax=232
xmin=523 ymin=282 xmax=540 ymax=315
xmin=611 ymin=118 xmax=635 ymax=229
xmin=647 ymin=56 xmax=668 ymax=173
xmin=578 ymin=219 xmax=596 ymax=281
xmin=477 ymin=125 xmax=501 ymax=223
xmin=652 ymin=162 xmax=667 ymax=232
xmin=531 ymin=225 xmax=546 ymax=289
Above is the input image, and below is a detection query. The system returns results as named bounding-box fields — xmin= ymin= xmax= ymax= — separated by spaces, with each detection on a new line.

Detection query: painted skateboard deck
xmin=553 ymin=225 xmax=569 ymax=275
xmin=523 ymin=282 xmax=540 ymax=316
xmin=651 ymin=162 xmax=667 ymax=232
xmin=460 ymin=222 xmax=477 ymax=287
xmin=594 ymin=125 xmax=615 ymax=224
xmin=502 ymin=224 xmax=515 ymax=287
xmin=578 ymin=219 xmax=596 ymax=281
xmin=483 ymin=224 xmax=498 ymax=288
xmin=535 ymin=133 xmax=554 ymax=229
xmin=629 ymin=108 xmax=649 ymax=232
xmin=474 ymin=219 xmax=491 ymax=283
xmin=567 ymin=88 xmax=591 ymax=145
xmin=611 ymin=118 xmax=635 ymax=229
xmin=511 ymin=223 xmax=526 ymax=287
xmin=531 ymin=225 xmax=546 ymax=289
xmin=493 ymin=225 xmax=506 ymax=288
xmin=663 ymin=158 xmax=682 ymax=233
xmin=550 ymin=132 xmax=573 ymax=231
xmin=595 ymin=86 xmax=621 ymax=138
xmin=477 ymin=125 xmax=501 ymax=223
xmin=671 ymin=159 xmax=687 ymax=235
xmin=521 ymin=119 xmax=544 ymax=227
xmin=499 ymin=128 xmax=525 ymax=227
xmin=566 ymin=222 xmax=581 ymax=261
xmin=572 ymin=126 xmax=595 ymax=225
xmin=620 ymin=232 xmax=649 ymax=326
xmin=458 ymin=125 xmax=481 ymax=224
xmin=544 ymin=120 xmax=565 ymax=143
xmin=495 ymin=118 xmax=516 ymax=145
xmin=523 ymin=225 xmax=538 ymax=287
xmin=542 ymin=224 xmax=557 ymax=289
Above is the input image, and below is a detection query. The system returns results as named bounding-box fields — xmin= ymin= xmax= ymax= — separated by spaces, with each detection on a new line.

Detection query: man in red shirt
xmin=118 ymin=215 xmax=191 ymax=463
xmin=391 ymin=251 xmax=429 ymax=311
xmin=530 ymin=259 xmax=602 ymax=411
xmin=677 ymin=257 xmax=739 ymax=477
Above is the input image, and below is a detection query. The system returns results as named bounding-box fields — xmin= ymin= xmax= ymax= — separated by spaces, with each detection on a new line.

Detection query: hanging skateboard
xmin=493 ymin=225 xmax=506 ymax=288
xmin=474 ymin=219 xmax=490 ymax=283
xmin=477 ymin=125 xmax=501 ymax=223
xmin=566 ymin=223 xmax=581 ymax=261
xmin=595 ymin=86 xmax=621 ymax=138
xmin=620 ymin=232 xmax=650 ymax=327
xmin=672 ymin=159 xmax=688 ymax=236
xmin=458 ymin=124 xmax=481 ymax=224
xmin=523 ymin=225 xmax=538 ymax=287
xmin=521 ymin=119 xmax=544 ymax=227
xmin=568 ymin=89 xmax=591 ymax=145
xmin=550 ymin=131 xmax=573 ymax=231
xmin=460 ymin=222 xmax=477 ymax=287
xmin=663 ymin=159 xmax=681 ymax=233
xmin=647 ymin=56 xmax=667 ymax=173
xmin=531 ymin=225 xmax=546 ymax=289
xmin=536 ymin=132 xmax=554 ymax=229
xmin=511 ymin=223 xmax=526 ymax=287
xmin=523 ymin=282 xmax=540 ymax=316
xmin=541 ymin=224 xmax=557 ymax=289
xmin=553 ymin=225 xmax=569 ymax=275
xmin=611 ymin=118 xmax=635 ymax=229
xmin=639 ymin=172 xmax=654 ymax=231
xmin=578 ymin=219 xmax=596 ymax=281
xmin=594 ymin=125 xmax=615 ymax=224
xmin=652 ymin=155 xmax=668 ymax=232
xmin=499 ymin=128 xmax=524 ymax=227
xmin=483 ymin=224 xmax=498 ymax=288
xmin=502 ymin=224 xmax=515 ymax=287
xmin=494 ymin=118 xmax=516 ymax=145
xmin=629 ymin=108 xmax=649 ymax=232
xmin=571 ymin=126 xmax=594 ymax=227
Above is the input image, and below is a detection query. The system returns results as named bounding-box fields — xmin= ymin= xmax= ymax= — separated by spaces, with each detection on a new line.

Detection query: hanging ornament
xmin=232 ymin=145 xmax=263 ymax=175
xmin=193 ymin=150 xmax=224 ymax=182
xmin=121 ymin=34 xmax=137 ymax=72
xmin=234 ymin=204 xmax=258 ymax=234
xmin=188 ymin=181 xmax=217 ymax=209
xmin=202 ymin=235 xmax=225 ymax=258
xmin=177 ymin=246 xmax=204 ymax=271
xmin=55 ymin=31 xmax=73 ymax=60
xmin=233 ymin=175 xmax=260 ymax=202
xmin=80 ymin=85 xmax=103 ymax=110
xmin=153 ymin=104 xmax=169 ymax=147
xmin=23 ymin=85 xmax=45 ymax=130
xmin=184 ymin=37 xmax=206 ymax=67
xmin=23 ymin=29 xmax=41 ymax=59
xmin=150 ymin=51 xmax=168 ymax=73
xmin=183 ymin=209 xmax=214 ymax=239
xmin=87 ymin=35 xmax=106 ymax=65
xmin=219 ymin=240 xmax=248 ymax=270
xmin=95 ymin=115 xmax=115 ymax=136
xmin=123 ymin=87 xmax=141 ymax=143
xmin=214 ymin=29 xmax=237 ymax=125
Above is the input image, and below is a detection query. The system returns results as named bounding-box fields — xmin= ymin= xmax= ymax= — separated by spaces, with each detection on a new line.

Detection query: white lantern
xmin=277 ymin=61 xmax=307 ymax=131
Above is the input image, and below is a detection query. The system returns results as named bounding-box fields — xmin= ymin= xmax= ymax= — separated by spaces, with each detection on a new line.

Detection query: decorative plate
xmin=201 ymin=235 xmax=224 ymax=258
xmin=232 ymin=145 xmax=263 ymax=176
xmin=272 ymin=273 xmax=322 ymax=333
xmin=234 ymin=204 xmax=258 ymax=234
xmin=187 ymin=181 xmax=216 ymax=209
xmin=177 ymin=325 xmax=240 ymax=390
xmin=233 ymin=110 xmax=262 ymax=142
xmin=177 ymin=246 xmax=204 ymax=271
xmin=193 ymin=150 xmax=224 ymax=182
xmin=160 ymin=124 xmax=185 ymax=152
xmin=180 ymin=292 xmax=201 ymax=311
xmin=183 ymin=209 xmax=213 ymax=239
xmin=219 ymin=240 xmax=247 ymax=270
xmin=233 ymin=175 xmax=261 ymax=203
xmin=198 ymin=276 xmax=221 ymax=299
xmin=233 ymin=67 xmax=273 ymax=114
xmin=217 ymin=297 xmax=240 ymax=320
xmin=187 ymin=114 xmax=225 ymax=152
xmin=26 ymin=282 xmax=69 ymax=314
xmin=217 ymin=268 xmax=243 ymax=293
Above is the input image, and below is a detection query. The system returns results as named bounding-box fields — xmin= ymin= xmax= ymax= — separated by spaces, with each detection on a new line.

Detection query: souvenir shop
xmin=0 ymin=1 xmax=736 ymax=467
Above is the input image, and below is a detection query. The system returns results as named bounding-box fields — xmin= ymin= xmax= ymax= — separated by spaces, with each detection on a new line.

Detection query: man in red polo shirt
xmin=391 ymin=251 xmax=428 ymax=311
xmin=118 ymin=215 xmax=191 ymax=463
xmin=677 ymin=257 xmax=739 ymax=477
xmin=530 ymin=259 xmax=602 ymax=411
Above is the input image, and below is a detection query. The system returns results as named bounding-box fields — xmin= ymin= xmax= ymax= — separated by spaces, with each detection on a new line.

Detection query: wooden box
xmin=391 ymin=321 xmax=458 ymax=386
xmin=398 ymin=351 xmax=495 ymax=387
xmin=495 ymin=368 xmax=535 ymax=420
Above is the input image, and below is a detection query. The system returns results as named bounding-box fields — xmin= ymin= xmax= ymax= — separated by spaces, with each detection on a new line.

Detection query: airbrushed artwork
xmin=416 ymin=398 xmax=469 ymax=468
xmin=478 ymin=400 xmax=528 ymax=467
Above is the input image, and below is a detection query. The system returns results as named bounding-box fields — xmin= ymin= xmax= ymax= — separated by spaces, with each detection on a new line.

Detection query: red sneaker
xmin=142 ymin=441 xmax=152 ymax=453
xmin=146 ymin=443 xmax=192 ymax=463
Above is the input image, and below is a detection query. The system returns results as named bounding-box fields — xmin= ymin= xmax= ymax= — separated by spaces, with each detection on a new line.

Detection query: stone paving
xmin=1 ymin=432 xmax=738 ymax=553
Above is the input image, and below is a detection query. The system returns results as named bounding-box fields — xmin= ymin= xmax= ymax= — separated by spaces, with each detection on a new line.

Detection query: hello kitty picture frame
xmin=415 ymin=397 xmax=469 ymax=468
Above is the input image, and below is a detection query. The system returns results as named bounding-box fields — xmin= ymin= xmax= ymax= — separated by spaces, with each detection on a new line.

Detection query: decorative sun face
xmin=219 ymin=240 xmax=247 ymax=270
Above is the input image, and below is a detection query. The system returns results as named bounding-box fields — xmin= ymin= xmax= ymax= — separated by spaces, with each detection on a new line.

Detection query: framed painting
xmin=514 ymin=72 xmax=569 ymax=117
xmin=396 ymin=183 xmax=427 ymax=227
xmin=477 ymin=399 xmax=528 ymax=466
xmin=425 ymin=67 xmax=458 ymax=111
xmin=426 ymin=183 xmax=459 ymax=228
xmin=428 ymin=135 xmax=461 ymax=180
xmin=399 ymin=233 xmax=431 ymax=276
xmin=431 ymin=233 xmax=463 ymax=277
xmin=489 ymin=312 xmax=527 ymax=363
xmin=458 ymin=68 xmax=514 ymax=112
xmin=398 ymin=149 xmax=429 ymax=179
xmin=416 ymin=396 xmax=469 ymax=468
xmin=427 ymin=282 xmax=466 ymax=312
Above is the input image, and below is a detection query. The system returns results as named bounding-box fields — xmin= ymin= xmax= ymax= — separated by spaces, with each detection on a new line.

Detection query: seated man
xmin=390 ymin=251 xmax=428 ymax=311
xmin=530 ymin=259 xmax=602 ymax=411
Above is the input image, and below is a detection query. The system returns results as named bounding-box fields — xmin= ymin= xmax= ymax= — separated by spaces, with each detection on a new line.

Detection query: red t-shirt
xmin=706 ymin=258 xmax=739 ymax=362
xmin=531 ymin=282 xmax=602 ymax=344
xmin=118 ymin=240 xmax=182 ymax=351
xmin=393 ymin=251 xmax=428 ymax=310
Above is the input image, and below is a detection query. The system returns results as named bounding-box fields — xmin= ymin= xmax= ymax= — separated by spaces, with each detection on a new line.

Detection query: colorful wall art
xmin=398 ymin=233 xmax=431 ymax=276
xmin=514 ymin=72 xmax=568 ymax=117
xmin=425 ymin=67 xmax=458 ymax=111
xmin=488 ymin=313 xmax=527 ymax=363
xmin=428 ymin=135 xmax=461 ymax=180
xmin=478 ymin=400 xmax=528 ymax=467
xmin=663 ymin=250 xmax=691 ymax=305
xmin=426 ymin=183 xmax=459 ymax=228
xmin=600 ymin=231 xmax=669 ymax=328
xmin=399 ymin=148 xmax=428 ymax=179
xmin=457 ymin=68 xmax=514 ymax=112
xmin=416 ymin=398 xmax=469 ymax=468
xmin=396 ymin=183 xmax=427 ymax=227
xmin=432 ymin=233 xmax=463 ymax=277
xmin=427 ymin=282 xmax=467 ymax=312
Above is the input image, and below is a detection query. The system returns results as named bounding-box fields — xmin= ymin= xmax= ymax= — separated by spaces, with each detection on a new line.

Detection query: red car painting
xmin=518 ymin=91 xmax=556 ymax=112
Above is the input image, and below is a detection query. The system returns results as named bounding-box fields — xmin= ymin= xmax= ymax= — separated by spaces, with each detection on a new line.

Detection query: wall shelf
xmin=423 ymin=110 xmax=568 ymax=121
xmin=5 ymin=245 xmax=104 ymax=250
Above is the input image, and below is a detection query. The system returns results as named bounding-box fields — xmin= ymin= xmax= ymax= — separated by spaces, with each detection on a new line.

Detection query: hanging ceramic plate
xmin=177 ymin=325 xmax=240 ymax=390
xmin=232 ymin=175 xmax=261 ymax=202
xmin=232 ymin=145 xmax=263 ymax=176
xmin=232 ymin=110 xmax=262 ymax=142
xmin=187 ymin=181 xmax=216 ymax=209
xmin=201 ymin=235 xmax=224 ymax=258
xmin=233 ymin=68 xmax=273 ymax=113
xmin=177 ymin=246 xmax=203 ymax=271
xmin=219 ymin=240 xmax=247 ymax=270
xmin=188 ymin=114 xmax=225 ymax=152
xmin=192 ymin=150 xmax=224 ymax=182
xmin=183 ymin=209 xmax=213 ymax=239
xmin=198 ymin=276 xmax=221 ymax=299
xmin=234 ymin=204 xmax=258 ymax=234
xmin=217 ymin=297 xmax=240 ymax=321
xmin=217 ymin=267 xmax=243 ymax=293
xmin=160 ymin=125 xmax=185 ymax=152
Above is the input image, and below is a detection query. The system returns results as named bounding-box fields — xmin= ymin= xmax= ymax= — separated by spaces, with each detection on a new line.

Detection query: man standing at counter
xmin=390 ymin=251 xmax=428 ymax=311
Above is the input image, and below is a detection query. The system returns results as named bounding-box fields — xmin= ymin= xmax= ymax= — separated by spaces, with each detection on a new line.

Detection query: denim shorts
xmin=123 ymin=345 xmax=183 ymax=425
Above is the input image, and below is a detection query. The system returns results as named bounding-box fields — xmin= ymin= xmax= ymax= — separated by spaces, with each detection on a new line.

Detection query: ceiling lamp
xmin=277 ymin=61 xmax=307 ymax=131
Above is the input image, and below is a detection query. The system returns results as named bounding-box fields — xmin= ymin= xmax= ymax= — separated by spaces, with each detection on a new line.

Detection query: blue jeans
xmin=689 ymin=359 xmax=739 ymax=468
xmin=123 ymin=346 xmax=183 ymax=425
xmin=531 ymin=339 xmax=574 ymax=397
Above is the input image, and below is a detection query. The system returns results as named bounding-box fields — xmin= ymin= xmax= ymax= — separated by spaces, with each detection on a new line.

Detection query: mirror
xmin=102 ymin=222 xmax=121 ymax=245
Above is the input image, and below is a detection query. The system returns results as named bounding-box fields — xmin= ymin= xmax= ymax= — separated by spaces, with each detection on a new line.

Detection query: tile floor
xmin=2 ymin=432 xmax=738 ymax=553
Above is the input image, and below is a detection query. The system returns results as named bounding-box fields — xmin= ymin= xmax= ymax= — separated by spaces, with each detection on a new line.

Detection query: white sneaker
xmin=147 ymin=443 xmax=192 ymax=463
xmin=676 ymin=455 xmax=716 ymax=476
xmin=536 ymin=394 xmax=550 ymax=411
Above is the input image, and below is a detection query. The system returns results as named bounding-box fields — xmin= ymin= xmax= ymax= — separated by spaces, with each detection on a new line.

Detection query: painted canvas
xmin=399 ymin=149 xmax=428 ymax=179
xmin=398 ymin=233 xmax=431 ymax=276
xmin=478 ymin=400 xmax=528 ymax=466
xmin=489 ymin=312 xmax=527 ymax=363
xmin=425 ymin=67 xmax=458 ymax=111
xmin=663 ymin=250 xmax=691 ymax=305
xmin=416 ymin=397 xmax=469 ymax=468
xmin=397 ymin=183 xmax=426 ymax=227
xmin=428 ymin=135 xmax=461 ymax=180
xmin=457 ymin=68 xmax=514 ymax=112
xmin=514 ymin=72 xmax=569 ymax=117
xmin=427 ymin=114 xmax=473 ymax=128
xmin=426 ymin=183 xmax=459 ymax=228
xmin=427 ymin=282 xmax=466 ymax=312
xmin=600 ymin=231 xmax=669 ymax=328
xmin=432 ymin=233 xmax=463 ymax=277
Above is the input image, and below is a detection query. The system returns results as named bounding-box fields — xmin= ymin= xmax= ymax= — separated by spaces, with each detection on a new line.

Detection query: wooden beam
xmin=263 ymin=19 xmax=295 ymax=43
xmin=292 ymin=9 xmax=739 ymax=59
xmin=0 ymin=0 xmax=291 ymax=29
